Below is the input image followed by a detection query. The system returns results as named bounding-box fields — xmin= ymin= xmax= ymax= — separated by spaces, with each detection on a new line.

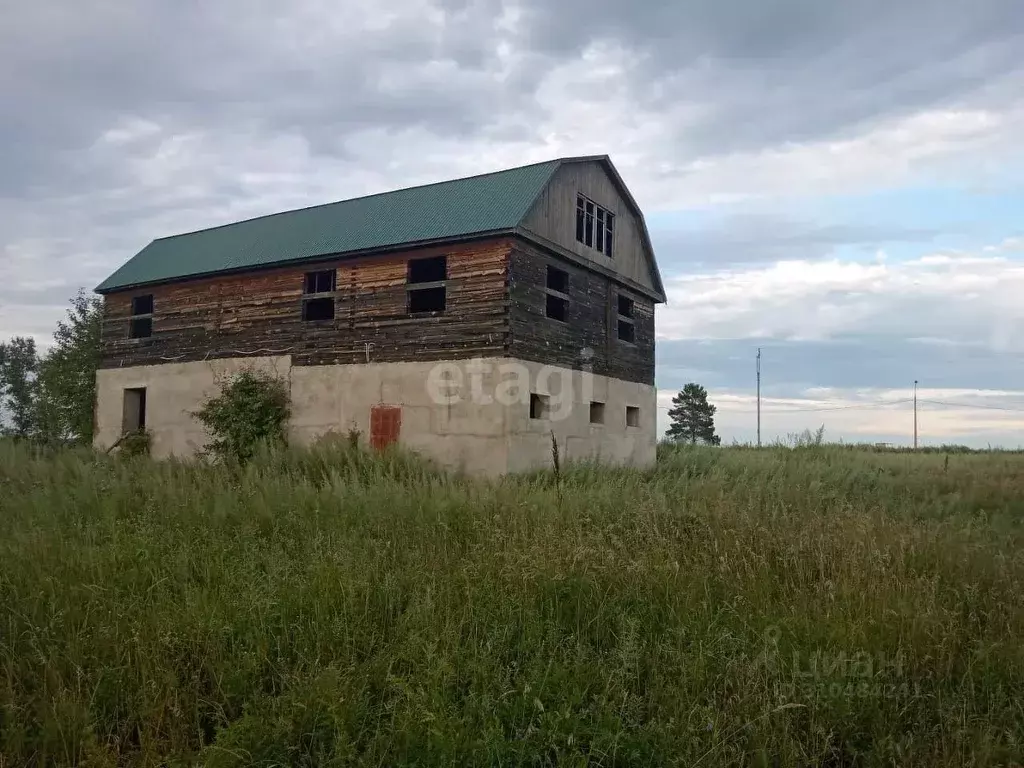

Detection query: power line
xmin=658 ymin=398 xmax=1024 ymax=414
xmin=767 ymin=399 xmax=914 ymax=414
xmin=920 ymin=399 xmax=1024 ymax=413
xmin=656 ymin=399 xmax=914 ymax=413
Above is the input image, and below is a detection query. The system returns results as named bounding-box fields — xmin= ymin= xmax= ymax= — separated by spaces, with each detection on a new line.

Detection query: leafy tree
xmin=0 ymin=337 xmax=39 ymax=438
xmin=194 ymin=370 xmax=291 ymax=463
xmin=35 ymin=290 xmax=103 ymax=444
xmin=666 ymin=382 xmax=721 ymax=445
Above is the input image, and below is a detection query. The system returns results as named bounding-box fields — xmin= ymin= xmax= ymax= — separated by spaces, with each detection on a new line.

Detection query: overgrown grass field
xmin=1 ymin=441 xmax=1022 ymax=766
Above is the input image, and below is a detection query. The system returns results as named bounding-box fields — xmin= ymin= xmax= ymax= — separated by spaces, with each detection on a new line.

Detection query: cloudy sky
xmin=3 ymin=0 xmax=1024 ymax=447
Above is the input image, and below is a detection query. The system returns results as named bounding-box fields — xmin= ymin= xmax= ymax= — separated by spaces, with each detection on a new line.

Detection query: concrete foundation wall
xmin=95 ymin=356 xmax=657 ymax=475
xmin=503 ymin=359 xmax=658 ymax=473
xmin=289 ymin=359 xmax=514 ymax=475
xmin=95 ymin=357 xmax=292 ymax=458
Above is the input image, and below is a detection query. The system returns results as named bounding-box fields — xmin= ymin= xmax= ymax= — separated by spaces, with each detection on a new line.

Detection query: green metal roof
xmin=96 ymin=159 xmax=564 ymax=293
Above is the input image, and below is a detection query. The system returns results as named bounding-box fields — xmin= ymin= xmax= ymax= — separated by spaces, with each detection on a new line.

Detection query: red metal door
xmin=369 ymin=405 xmax=402 ymax=451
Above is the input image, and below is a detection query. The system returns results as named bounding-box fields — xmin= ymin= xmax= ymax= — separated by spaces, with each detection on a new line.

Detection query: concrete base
xmin=95 ymin=356 xmax=657 ymax=475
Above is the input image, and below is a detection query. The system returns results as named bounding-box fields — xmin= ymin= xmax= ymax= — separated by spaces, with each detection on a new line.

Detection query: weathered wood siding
xmin=101 ymin=234 xmax=655 ymax=385
xmin=507 ymin=241 xmax=655 ymax=385
xmin=100 ymin=239 xmax=513 ymax=369
xmin=520 ymin=160 xmax=657 ymax=294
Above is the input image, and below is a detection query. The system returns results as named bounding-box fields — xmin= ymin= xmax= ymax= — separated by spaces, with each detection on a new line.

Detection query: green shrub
xmin=118 ymin=428 xmax=152 ymax=457
xmin=193 ymin=369 xmax=290 ymax=463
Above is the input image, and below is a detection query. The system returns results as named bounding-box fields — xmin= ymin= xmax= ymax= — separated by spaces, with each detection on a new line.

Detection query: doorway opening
xmin=122 ymin=387 xmax=147 ymax=433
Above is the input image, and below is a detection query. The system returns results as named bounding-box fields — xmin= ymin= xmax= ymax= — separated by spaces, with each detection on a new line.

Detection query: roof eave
xmin=94 ymin=227 xmax=518 ymax=295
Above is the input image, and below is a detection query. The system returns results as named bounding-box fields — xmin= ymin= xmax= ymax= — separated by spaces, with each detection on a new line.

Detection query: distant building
xmin=93 ymin=156 xmax=666 ymax=474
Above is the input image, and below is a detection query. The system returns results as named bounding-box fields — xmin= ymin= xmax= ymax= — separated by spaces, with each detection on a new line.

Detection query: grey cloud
xmin=0 ymin=1 xmax=550 ymax=335
xmin=0 ymin=2 xmax=542 ymax=197
xmin=7 ymin=0 xmax=1023 ymax=201
xmin=651 ymin=214 xmax=939 ymax=268
xmin=511 ymin=0 xmax=1024 ymax=155
xmin=656 ymin=236 xmax=1024 ymax=354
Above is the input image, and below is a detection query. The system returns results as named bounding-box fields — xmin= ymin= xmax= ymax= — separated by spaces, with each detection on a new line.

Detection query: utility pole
xmin=756 ymin=348 xmax=762 ymax=448
xmin=913 ymin=380 xmax=918 ymax=450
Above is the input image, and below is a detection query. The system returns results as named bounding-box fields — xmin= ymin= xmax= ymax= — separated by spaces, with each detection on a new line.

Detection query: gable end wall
xmin=520 ymin=161 xmax=657 ymax=293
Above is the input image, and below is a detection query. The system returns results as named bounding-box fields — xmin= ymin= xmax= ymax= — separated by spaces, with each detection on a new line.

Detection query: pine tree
xmin=666 ymin=382 xmax=721 ymax=445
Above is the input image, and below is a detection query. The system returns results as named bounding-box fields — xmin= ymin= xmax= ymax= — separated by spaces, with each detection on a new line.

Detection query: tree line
xmin=0 ymin=291 xmax=102 ymax=444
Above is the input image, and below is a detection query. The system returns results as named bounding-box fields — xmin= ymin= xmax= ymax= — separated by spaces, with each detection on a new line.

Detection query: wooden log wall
xmin=507 ymin=241 xmax=656 ymax=385
xmin=100 ymin=235 xmax=655 ymax=384
xmin=100 ymin=238 xmax=513 ymax=369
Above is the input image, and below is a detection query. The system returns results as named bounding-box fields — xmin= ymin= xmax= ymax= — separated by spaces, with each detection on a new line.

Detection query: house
xmin=93 ymin=156 xmax=666 ymax=475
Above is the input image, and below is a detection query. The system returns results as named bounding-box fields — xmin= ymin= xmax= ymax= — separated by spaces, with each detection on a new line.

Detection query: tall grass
xmin=1 ymin=440 xmax=1022 ymax=766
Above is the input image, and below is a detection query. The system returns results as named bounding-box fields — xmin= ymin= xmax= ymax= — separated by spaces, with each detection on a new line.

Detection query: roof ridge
xmin=153 ymin=157 xmax=567 ymax=243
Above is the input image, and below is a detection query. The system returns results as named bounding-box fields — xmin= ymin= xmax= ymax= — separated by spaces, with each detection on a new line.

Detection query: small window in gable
xmin=128 ymin=294 xmax=154 ymax=339
xmin=590 ymin=401 xmax=605 ymax=424
xmin=407 ymin=255 xmax=448 ymax=313
xmin=584 ymin=200 xmax=595 ymax=247
xmin=575 ymin=194 xmax=614 ymax=257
